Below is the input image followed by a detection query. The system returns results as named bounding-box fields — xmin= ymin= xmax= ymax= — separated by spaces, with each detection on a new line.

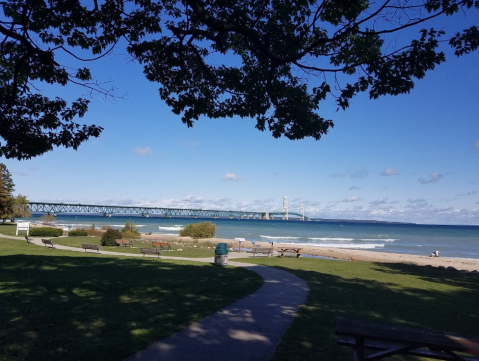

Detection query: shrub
xmin=38 ymin=214 xmax=56 ymax=225
xmin=68 ymin=229 xmax=88 ymax=237
xmin=30 ymin=227 xmax=63 ymax=237
xmin=101 ymin=228 xmax=122 ymax=246
xmin=179 ymin=222 xmax=216 ymax=239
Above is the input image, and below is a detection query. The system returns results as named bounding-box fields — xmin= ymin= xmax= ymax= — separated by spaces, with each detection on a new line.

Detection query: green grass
xmin=0 ymin=223 xmax=222 ymax=258
xmin=239 ymin=257 xmax=479 ymax=361
xmin=52 ymin=236 xmax=220 ymax=258
xmin=0 ymin=237 xmax=263 ymax=361
xmin=0 ymin=223 xmax=25 ymax=237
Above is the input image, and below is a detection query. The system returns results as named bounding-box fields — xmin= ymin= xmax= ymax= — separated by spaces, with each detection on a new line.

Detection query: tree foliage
xmin=1 ymin=0 xmax=478 ymax=159
xmin=0 ymin=171 xmax=10 ymax=220
xmin=11 ymin=194 xmax=31 ymax=220
xmin=0 ymin=164 xmax=15 ymax=195
xmin=38 ymin=213 xmax=56 ymax=224
xmin=179 ymin=221 xmax=216 ymax=238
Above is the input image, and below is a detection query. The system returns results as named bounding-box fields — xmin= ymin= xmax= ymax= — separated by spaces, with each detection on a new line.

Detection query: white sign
xmin=16 ymin=221 xmax=30 ymax=235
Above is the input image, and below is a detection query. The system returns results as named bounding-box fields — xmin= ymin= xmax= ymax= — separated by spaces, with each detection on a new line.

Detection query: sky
xmin=1 ymin=9 xmax=479 ymax=226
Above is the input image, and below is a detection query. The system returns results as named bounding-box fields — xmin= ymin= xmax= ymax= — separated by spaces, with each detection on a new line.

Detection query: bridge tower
xmin=283 ymin=196 xmax=288 ymax=221
xmin=300 ymin=204 xmax=305 ymax=221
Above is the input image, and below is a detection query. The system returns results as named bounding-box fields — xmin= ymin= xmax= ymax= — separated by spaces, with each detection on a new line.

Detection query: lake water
xmin=22 ymin=215 xmax=479 ymax=260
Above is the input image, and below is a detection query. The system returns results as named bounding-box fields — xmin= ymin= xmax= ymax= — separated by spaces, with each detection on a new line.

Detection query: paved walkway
xmin=8 ymin=235 xmax=309 ymax=361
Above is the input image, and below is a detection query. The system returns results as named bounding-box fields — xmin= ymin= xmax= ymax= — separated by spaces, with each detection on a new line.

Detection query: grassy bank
xmin=0 ymin=223 xmax=221 ymax=258
xmin=0 ymin=237 xmax=263 ymax=361
xmin=52 ymin=236 xmax=220 ymax=258
xmin=240 ymin=257 xmax=479 ymax=361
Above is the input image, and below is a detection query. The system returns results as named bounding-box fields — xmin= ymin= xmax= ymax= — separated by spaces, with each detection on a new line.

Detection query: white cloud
xmin=135 ymin=147 xmax=153 ymax=156
xmin=349 ymin=186 xmax=360 ymax=190
xmin=369 ymin=197 xmax=389 ymax=206
xmin=350 ymin=168 xmax=369 ymax=178
xmin=381 ymin=168 xmax=398 ymax=176
xmin=223 ymin=173 xmax=240 ymax=181
xmin=341 ymin=196 xmax=362 ymax=203
xmin=407 ymin=198 xmax=428 ymax=204
xmin=455 ymin=191 xmax=477 ymax=198
xmin=418 ymin=172 xmax=443 ymax=184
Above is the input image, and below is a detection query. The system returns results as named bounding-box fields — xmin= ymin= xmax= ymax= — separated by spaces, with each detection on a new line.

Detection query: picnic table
xmin=336 ymin=318 xmax=479 ymax=361
xmin=279 ymin=248 xmax=302 ymax=258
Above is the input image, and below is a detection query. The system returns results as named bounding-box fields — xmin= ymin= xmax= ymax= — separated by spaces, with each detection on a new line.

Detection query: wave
xmin=159 ymin=226 xmax=183 ymax=231
xmin=308 ymin=237 xmax=354 ymax=241
xmin=280 ymin=242 xmax=385 ymax=249
xmin=259 ymin=235 xmax=300 ymax=240
xmin=308 ymin=237 xmax=397 ymax=242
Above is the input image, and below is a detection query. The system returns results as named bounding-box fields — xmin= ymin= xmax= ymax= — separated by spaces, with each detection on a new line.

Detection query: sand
xmin=139 ymin=233 xmax=479 ymax=273
xmin=25 ymin=223 xmax=479 ymax=272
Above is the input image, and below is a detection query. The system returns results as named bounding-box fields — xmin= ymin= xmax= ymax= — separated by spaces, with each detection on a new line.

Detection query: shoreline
xmin=140 ymin=233 xmax=479 ymax=272
xmin=22 ymin=223 xmax=479 ymax=272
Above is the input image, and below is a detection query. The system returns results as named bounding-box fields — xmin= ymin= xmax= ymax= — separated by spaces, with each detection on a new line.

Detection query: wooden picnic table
xmin=279 ymin=248 xmax=302 ymax=258
xmin=336 ymin=318 xmax=479 ymax=361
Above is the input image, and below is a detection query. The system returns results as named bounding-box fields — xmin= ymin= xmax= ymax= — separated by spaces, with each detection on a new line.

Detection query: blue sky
xmin=2 ymin=11 xmax=479 ymax=225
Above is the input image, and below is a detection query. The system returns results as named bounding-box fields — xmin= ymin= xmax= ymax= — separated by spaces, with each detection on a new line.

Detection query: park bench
xmin=252 ymin=247 xmax=272 ymax=257
xmin=152 ymin=241 xmax=171 ymax=251
xmin=25 ymin=236 xmax=33 ymax=243
xmin=81 ymin=244 xmax=100 ymax=253
xmin=336 ymin=318 xmax=479 ymax=361
xmin=115 ymin=239 xmax=133 ymax=247
xmin=41 ymin=239 xmax=54 ymax=248
xmin=140 ymin=248 xmax=162 ymax=258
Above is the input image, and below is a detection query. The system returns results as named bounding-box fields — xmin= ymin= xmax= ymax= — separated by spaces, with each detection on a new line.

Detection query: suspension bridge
xmin=28 ymin=196 xmax=309 ymax=221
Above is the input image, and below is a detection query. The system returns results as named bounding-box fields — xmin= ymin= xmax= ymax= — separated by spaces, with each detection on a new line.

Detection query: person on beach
xmin=430 ymin=250 xmax=440 ymax=257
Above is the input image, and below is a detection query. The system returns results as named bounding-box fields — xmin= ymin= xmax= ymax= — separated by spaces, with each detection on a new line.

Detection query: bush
xmin=30 ymin=227 xmax=63 ymax=237
xmin=121 ymin=220 xmax=139 ymax=234
xmin=101 ymin=228 xmax=122 ymax=246
xmin=38 ymin=214 xmax=56 ymax=225
xmin=179 ymin=222 xmax=216 ymax=239
xmin=68 ymin=229 xmax=88 ymax=237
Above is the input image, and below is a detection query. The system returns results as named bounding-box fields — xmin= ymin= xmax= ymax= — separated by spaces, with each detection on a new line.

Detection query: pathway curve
xmin=5 ymin=235 xmax=309 ymax=361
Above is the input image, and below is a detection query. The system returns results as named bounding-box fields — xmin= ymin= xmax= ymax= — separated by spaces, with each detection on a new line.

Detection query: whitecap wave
xmin=281 ymin=242 xmax=385 ymax=249
xmin=308 ymin=237 xmax=354 ymax=241
xmin=308 ymin=237 xmax=397 ymax=242
xmin=159 ymin=226 xmax=183 ymax=231
xmin=260 ymin=235 xmax=300 ymax=240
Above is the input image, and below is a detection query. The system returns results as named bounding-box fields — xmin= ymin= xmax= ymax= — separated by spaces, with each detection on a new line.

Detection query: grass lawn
xmin=52 ymin=236 xmax=221 ymax=258
xmin=240 ymin=257 xmax=479 ymax=361
xmin=0 ymin=223 xmax=222 ymax=258
xmin=0 ymin=236 xmax=263 ymax=361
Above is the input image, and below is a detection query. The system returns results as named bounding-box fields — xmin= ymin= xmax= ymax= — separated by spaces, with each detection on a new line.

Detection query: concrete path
xmin=8 ymin=235 xmax=309 ymax=361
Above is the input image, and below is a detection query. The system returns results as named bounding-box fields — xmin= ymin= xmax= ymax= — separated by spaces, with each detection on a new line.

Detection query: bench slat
xmin=81 ymin=244 xmax=100 ymax=253
xmin=336 ymin=319 xmax=479 ymax=353
xmin=252 ymin=248 xmax=272 ymax=257
xmin=140 ymin=248 xmax=161 ymax=258
xmin=336 ymin=319 xmax=479 ymax=361
xmin=338 ymin=338 xmax=479 ymax=361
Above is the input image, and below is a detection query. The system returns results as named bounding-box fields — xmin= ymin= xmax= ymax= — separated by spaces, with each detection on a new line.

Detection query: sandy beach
xmin=139 ymin=233 xmax=479 ymax=272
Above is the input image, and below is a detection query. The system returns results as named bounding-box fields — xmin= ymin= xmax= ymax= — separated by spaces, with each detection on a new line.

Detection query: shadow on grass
xmin=240 ymin=258 xmax=479 ymax=361
xmin=0 ymin=253 xmax=262 ymax=361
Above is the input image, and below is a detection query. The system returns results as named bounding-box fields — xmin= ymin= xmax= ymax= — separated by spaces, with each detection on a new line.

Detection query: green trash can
xmin=214 ymin=243 xmax=229 ymax=266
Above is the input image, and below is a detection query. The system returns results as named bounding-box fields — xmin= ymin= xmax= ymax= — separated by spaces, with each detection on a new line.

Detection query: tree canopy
xmin=1 ymin=0 xmax=478 ymax=159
